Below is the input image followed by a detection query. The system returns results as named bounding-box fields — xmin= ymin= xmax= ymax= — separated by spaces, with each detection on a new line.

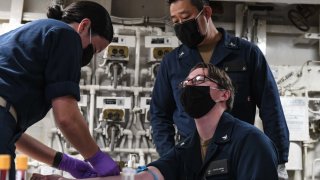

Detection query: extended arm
xmin=250 ymin=45 xmax=289 ymax=164
xmin=16 ymin=133 xmax=56 ymax=165
xmin=51 ymin=95 xmax=98 ymax=159
xmin=150 ymin=60 xmax=177 ymax=157
xmin=16 ymin=133 xmax=98 ymax=179
xmin=52 ymin=96 xmax=120 ymax=177
xmin=31 ymin=166 xmax=164 ymax=180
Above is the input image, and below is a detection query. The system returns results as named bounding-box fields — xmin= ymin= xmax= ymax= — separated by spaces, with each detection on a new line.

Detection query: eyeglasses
xmin=179 ymin=74 xmax=225 ymax=89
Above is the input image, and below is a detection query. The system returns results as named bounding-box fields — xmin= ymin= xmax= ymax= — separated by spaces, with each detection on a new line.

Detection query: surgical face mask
xmin=180 ymin=86 xmax=216 ymax=118
xmin=81 ymin=29 xmax=94 ymax=67
xmin=174 ymin=10 xmax=206 ymax=48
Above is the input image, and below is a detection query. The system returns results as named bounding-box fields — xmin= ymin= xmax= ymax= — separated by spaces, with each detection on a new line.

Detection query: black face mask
xmin=180 ymin=86 xmax=216 ymax=118
xmin=174 ymin=15 xmax=205 ymax=48
xmin=81 ymin=44 xmax=94 ymax=67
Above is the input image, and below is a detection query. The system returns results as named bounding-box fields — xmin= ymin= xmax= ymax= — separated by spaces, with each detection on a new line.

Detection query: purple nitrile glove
xmin=58 ymin=153 xmax=98 ymax=179
xmin=86 ymin=149 xmax=120 ymax=176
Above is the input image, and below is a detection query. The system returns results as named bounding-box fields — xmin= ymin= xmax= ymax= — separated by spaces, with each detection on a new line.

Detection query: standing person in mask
xmin=150 ymin=0 xmax=289 ymax=179
xmin=32 ymin=63 xmax=279 ymax=180
xmin=0 ymin=1 xmax=119 ymax=179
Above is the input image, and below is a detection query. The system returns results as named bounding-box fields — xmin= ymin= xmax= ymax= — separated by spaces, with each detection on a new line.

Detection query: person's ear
xmin=221 ymin=90 xmax=231 ymax=102
xmin=78 ymin=18 xmax=91 ymax=34
xmin=203 ymin=5 xmax=212 ymax=22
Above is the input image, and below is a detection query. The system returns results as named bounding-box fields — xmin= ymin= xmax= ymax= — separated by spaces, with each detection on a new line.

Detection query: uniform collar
xmin=201 ymin=112 xmax=235 ymax=167
xmin=175 ymin=112 xmax=236 ymax=173
xmin=212 ymin=112 xmax=235 ymax=144
xmin=176 ymin=28 xmax=241 ymax=66
xmin=211 ymin=28 xmax=240 ymax=65
xmin=176 ymin=112 xmax=235 ymax=148
xmin=217 ymin=27 xmax=240 ymax=50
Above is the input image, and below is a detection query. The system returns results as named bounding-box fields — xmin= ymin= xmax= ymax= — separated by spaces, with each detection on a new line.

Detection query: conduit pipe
xmin=81 ymin=66 xmax=92 ymax=85
xmin=134 ymin=28 xmax=141 ymax=87
xmin=119 ymin=129 xmax=133 ymax=149
xmin=113 ymin=25 xmax=162 ymax=36
xmin=80 ymin=85 xmax=152 ymax=93
xmin=80 ymin=85 xmax=152 ymax=135
xmin=110 ymin=126 xmax=117 ymax=151
xmin=101 ymin=147 xmax=157 ymax=154
xmin=88 ymin=87 xmax=96 ymax=135
xmin=94 ymin=67 xmax=104 ymax=85
xmin=112 ymin=63 xmax=120 ymax=89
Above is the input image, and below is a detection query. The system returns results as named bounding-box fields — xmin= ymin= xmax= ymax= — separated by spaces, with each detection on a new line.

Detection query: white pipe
xmin=303 ymin=142 xmax=308 ymax=180
xmin=101 ymin=147 xmax=157 ymax=154
xmin=141 ymin=136 xmax=149 ymax=149
xmin=312 ymin=158 xmax=320 ymax=180
xmin=80 ymin=85 xmax=152 ymax=93
xmin=134 ymin=28 xmax=141 ymax=87
xmin=110 ymin=126 xmax=116 ymax=151
xmin=111 ymin=15 xmax=168 ymax=34
xmin=134 ymin=105 xmax=150 ymax=149
xmin=122 ymin=129 xmax=133 ymax=149
xmin=112 ymin=63 xmax=119 ymax=89
xmin=119 ymin=135 xmax=126 ymax=149
xmin=88 ymin=87 xmax=96 ymax=135
xmin=94 ymin=67 xmax=104 ymax=85
xmin=136 ymin=130 xmax=147 ymax=149
xmin=135 ymin=131 xmax=141 ymax=149
xmin=50 ymin=128 xmax=64 ymax=152
xmin=81 ymin=66 xmax=92 ymax=85
xmin=113 ymin=25 xmax=163 ymax=36
xmin=133 ymin=90 xmax=139 ymax=107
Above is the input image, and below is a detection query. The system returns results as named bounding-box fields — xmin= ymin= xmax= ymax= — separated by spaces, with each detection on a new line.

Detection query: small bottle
xmin=0 ymin=154 xmax=10 ymax=180
xmin=121 ymin=167 xmax=136 ymax=180
xmin=15 ymin=155 xmax=28 ymax=180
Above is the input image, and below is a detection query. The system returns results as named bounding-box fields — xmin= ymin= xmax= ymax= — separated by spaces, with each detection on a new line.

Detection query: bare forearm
xmin=77 ymin=166 xmax=164 ymax=180
xmin=31 ymin=166 xmax=164 ymax=180
xmin=52 ymin=96 xmax=99 ymax=159
xmin=16 ymin=133 xmax=56 ymax=165
xmin=58 ymin=116 xmax=98 ymax=158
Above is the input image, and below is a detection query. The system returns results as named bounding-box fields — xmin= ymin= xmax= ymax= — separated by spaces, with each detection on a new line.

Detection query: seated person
xmin=31 ymin=62 xmax=279 ymax=180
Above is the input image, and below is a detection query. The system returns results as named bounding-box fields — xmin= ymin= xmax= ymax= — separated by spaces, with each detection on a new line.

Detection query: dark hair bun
xmin=47 ymin=5 xmax=63 ymax=20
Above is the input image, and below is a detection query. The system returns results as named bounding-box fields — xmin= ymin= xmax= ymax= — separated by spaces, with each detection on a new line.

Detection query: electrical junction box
xmin=96 ymin=96 xmax=132 ymax=109
xmin=145 ymin=36 xmax=179 ymax=61
xmin=106 ymin=45 xmax=129 ymax=60
xmin=96 ymin=96 xmax=132 ymax=122
xmin=151 ymin=47 xmax=174 ymax=61
xmin=111 ymin=35 xmax=136 ymax=47
xmin=104 ymin=35 xmax=136 ymax=61
xmin=145 ymin=36 xmax=179 ymax=48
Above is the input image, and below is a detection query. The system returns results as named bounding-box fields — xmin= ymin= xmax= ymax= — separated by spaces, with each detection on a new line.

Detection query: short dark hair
xmin=47 ymin=1 xmax=113 ymax=42
xmin=190 ymin=62 xmax=235 ymax=111
xmin=167 ymin=0 xmax=209 ymax=11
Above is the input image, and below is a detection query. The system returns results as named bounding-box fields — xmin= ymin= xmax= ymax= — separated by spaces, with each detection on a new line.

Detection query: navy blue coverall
xmin=149 ymin=112 xmax=279 ymax=180
xmin=0 ymin=19 xmax=82 ymax=178
xmin=150 ymin=28 xmax=289 ymax=164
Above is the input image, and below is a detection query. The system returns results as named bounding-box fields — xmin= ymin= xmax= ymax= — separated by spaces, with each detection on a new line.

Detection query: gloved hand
xmin=278 ymin=164 xmax=289 ymax=180
xmin=58 ymin=153 xmax=97 ymax=179
xmin=86 ymin=149 xmax=120 ymax=176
